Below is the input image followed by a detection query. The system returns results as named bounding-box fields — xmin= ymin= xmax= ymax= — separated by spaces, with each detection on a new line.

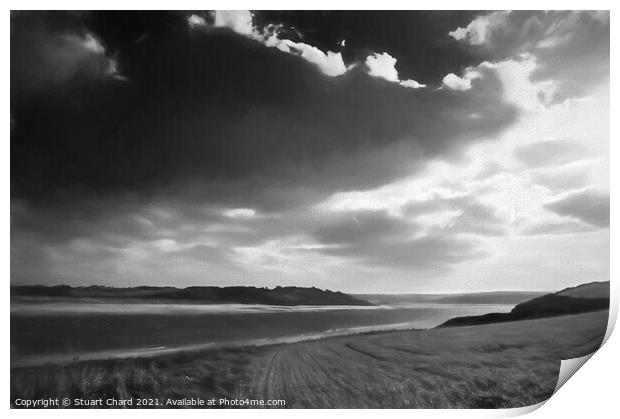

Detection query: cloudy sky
xmin=11 ymin=11 xmax=609 ymax=293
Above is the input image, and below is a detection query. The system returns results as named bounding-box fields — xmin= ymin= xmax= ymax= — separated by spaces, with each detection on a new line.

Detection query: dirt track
xmin=243 ymin=311 xmax=608 ymax=408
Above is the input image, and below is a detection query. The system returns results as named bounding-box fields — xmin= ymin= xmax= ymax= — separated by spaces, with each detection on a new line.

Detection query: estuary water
xmin=10 ymin=297 xmax=525 ymax=367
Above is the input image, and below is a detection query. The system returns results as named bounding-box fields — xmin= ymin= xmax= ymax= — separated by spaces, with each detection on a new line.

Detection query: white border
xmin=1 ymin=1 xmax=619 ymax=10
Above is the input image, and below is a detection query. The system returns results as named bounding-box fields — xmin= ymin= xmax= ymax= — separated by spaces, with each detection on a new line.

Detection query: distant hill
xmin=10 ymin=285 xmax=374 ymax=306
xmin=439 ymin=281 xmax=609 ymax=328
xmin=355 ymin=291 xmax=546 ymax=306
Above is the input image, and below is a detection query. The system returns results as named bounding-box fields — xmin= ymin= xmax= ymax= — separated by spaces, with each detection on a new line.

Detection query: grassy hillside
xmin=439 ymin=281 xmax=609 ymax=328
xmin=556 ymin=281 xmax=610 ymax=299
xmin=11 ymin=310 xmax=608 ymax=408
xmin=11 ymin=285 xmax=373 ymax=306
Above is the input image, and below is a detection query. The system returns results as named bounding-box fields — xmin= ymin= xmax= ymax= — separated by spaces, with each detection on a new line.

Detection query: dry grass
xmin=11 ymin=310 xmax=608 ymax=408
xmin=11 ymin=346 xmax=259 ymax=406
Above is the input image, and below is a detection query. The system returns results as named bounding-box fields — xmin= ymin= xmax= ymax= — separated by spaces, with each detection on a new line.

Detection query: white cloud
xmin=366 ymin=52 xmax=399 ymax=82
xmin=190 ymin=10 xmax=347 ymax=77
xmin=187 ymin=14 xmax=206 ymax=28
xmin=478 ymin=56 xmax=556 ymax=111
xmin=399 ymin=79 xmax=426 ymax=89
xmin=448 ymin=11 xmax=510 ymax=46
xmin=276 ymin=39 xmax=347 ymax=77
xmin=365 ymin=52 xmax=425 ymax=89
xmin=212 ymin=10 xmax=255 ymax=37
xmin=442 ymin=71 xmax=478 ymax=91
xmin=536 ymin=32 xmax=573 ymax=49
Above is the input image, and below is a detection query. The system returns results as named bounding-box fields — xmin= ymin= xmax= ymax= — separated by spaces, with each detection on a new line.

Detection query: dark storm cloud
xmin=11 ymin=11 xmax=517 ymax=209
xmin=10 ymin=11 xmax=124 ymax=97
xmin=449 ymin=11 xmax=609 ymax=103
xmin=544 ymin=189 xmax=609 ymax=228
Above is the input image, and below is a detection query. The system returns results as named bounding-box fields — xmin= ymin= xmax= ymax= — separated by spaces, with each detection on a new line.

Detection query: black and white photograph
xmin=9 ymin=8 xmax=611 ymax=410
